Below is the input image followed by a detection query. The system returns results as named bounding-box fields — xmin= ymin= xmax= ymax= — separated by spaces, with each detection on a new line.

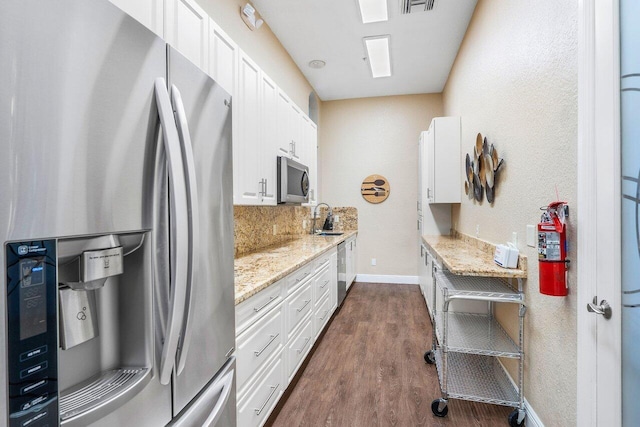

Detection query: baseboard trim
xmin=355 ymin=274 xmax=419 ymax=285
xmin=519 ymin=399 xmax=543 ymax=427
xmin=497 ymin=359 xmax=545 ymax=427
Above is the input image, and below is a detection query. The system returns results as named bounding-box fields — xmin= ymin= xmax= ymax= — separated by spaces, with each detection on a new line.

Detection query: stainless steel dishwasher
xmin=337 ymin=242 xmax=347 ymax=307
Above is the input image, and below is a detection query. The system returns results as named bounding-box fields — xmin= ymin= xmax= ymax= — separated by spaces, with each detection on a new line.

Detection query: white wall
xmin=319 ymin=94 xmax=443 ymax=277
xmin=442 ymin=0 xmax=578 ymax=425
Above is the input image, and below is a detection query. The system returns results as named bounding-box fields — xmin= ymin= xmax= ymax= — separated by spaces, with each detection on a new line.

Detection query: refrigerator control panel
xmin=6 ymin=241 xmax=58 ymax=427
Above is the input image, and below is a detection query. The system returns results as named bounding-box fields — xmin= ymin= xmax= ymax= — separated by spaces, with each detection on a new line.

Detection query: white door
xmin=276 ymin=90 xmax=293 ymax=158
xmin=577 ymin=0 xmax=638 ymax=425
xmin=208 ymin=20 xmax=237 ymax=96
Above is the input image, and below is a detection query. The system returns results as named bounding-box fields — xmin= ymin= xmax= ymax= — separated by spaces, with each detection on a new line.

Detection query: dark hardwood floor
xmin=270 ymin=282 xmax=512 ymax=427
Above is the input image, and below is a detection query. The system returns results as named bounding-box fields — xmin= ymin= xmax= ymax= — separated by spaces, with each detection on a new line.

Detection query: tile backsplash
xmin=234 ymin=205 xmax=358 ymax=257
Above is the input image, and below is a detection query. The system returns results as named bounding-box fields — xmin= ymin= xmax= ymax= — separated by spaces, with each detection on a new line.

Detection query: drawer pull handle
xmin=296 ymin=337 xmax=311 ymax=354
xmin=296 ymin=300 xmax=311 ymax=312
xmin=320 ymin=280 xmax=330 ymax=289
xmin=296 ymin=272 xmax=311 ymax=282
xmin=254 ymin=333 xmax=280 ymax=357
xmin=253 ymin=296 xmax=277 ymax=313
xmin=320 ymin=310 xmax=329 ymax=321
xmin=254 ymin=384 xmax=280 ymax=416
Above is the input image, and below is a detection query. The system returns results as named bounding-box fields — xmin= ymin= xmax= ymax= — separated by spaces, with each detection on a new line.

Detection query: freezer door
xmin=169 ymin=358 xmax=236 ymax=427
xmin=167 ymin=47 xmax=236 ymax=416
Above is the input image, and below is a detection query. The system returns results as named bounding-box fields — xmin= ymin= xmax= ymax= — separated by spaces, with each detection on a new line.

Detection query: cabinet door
xmin=426 ymin=126 xmax=436 ymax=204
xmin=289 ymin=104 xmax=302 ymax=162
xmin=308 ymin=122 xmax=318 ymax=205
xmin=276 ymin=90 xmax=292 ymax=158
xmin=165 ymin=0 xmax=209 ymax=71
xmin=261 ymin=73 xmax=278 ymax=205
xmin=345 ymin=239 xmax=354 ymax=290
xmin=234 ymin=51 xmax=263 ymax=205
xmin=428 ymin=116 xmax=461 ymax=204
xmin=109 ymin=0 xmax=163 ymax=36
xmin=208 ymin=20 xmax=237 ymax=96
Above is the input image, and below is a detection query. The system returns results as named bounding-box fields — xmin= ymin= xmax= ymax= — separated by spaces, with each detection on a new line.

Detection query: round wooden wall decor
xmin=361 ymin=174 xmax=390 ymax=204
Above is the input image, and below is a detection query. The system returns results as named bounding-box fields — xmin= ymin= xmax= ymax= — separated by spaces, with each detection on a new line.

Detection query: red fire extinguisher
xmin=538 ymin=201 xmax=570 ymax=296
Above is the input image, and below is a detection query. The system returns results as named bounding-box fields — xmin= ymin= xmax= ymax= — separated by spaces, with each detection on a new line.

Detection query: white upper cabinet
xmin=234 ymin=51 xmax=262 ymax=205
xmin=289 ymin=104 xmax=303 ymax=163
xmin=260 ymin=72 xmax=278 ymax=205
xmin=165 ymin=0 xmax=209 ymax=71
xmin=109 ymin=0 xmax=164 ymax=36
xmin=208 ymin=20 xmax=237 ymax=96
xmin=276 ymin=90 xmax=293 ymax=159
xmin=308 ymin=121 xmax=318 ymax=206
xmin=425 ymin=116 xmax=461 ymax=204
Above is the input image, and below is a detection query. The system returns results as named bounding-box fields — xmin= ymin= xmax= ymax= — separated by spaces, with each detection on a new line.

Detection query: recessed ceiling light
xmin=308 ymin=60 xmax=326 ymax=69
xmin=363 ymin=35 xmax=391 ymax=78
xmin=356 ymin=0 xmax=388 ymax=24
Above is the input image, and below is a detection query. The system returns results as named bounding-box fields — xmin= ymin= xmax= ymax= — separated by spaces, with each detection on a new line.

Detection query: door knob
xmin=587 ymin=296 xmax=612 ymax=319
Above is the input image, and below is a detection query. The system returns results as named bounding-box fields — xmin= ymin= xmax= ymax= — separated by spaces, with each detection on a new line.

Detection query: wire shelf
xmin=434 ymin=269 xmax=524 ymax=304
xmin=434 ymin=312 xmax=520 ymax=358
xmin=434 ymin=349 xmax=519 ymax=407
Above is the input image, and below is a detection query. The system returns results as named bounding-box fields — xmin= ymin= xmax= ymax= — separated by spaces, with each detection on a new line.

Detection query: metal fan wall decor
xmin=464 ymin=133 xmax=504 ymax=204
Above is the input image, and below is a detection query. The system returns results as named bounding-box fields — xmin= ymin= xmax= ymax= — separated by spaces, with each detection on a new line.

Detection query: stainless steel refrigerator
xmin=0 ymin=1 xmax=236 ymax=426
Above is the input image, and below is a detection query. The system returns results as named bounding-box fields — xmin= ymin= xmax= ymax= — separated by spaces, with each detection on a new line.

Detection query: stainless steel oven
xmin=277 ymin=156 xmax=310 ymax=204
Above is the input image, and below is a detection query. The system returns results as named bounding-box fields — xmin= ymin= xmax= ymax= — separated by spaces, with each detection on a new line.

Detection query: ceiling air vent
xmin=400 ymin=0 xmax=436 ymax=14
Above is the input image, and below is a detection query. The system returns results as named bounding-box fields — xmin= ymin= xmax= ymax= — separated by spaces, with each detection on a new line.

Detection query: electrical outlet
xmin=303 ymin=220 xmax=307 ymax=230
xmin=476 ymin=224 xmax=480 ymax=238
xmin=273 ymin=224 xmax=277 ymax=236
xmin=334 ymin=215 xmax=340 ymax=223
xmin=371 ymin=258 xmax=377 ymax=266
xmin=526 ymin=225 xmax=536 ymax=247
xmin=512 ymin=232 xmax=518 ymax=247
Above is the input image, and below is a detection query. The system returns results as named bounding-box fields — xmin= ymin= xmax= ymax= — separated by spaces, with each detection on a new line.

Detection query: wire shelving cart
xmin=424 ymin=266 xmax=527 ymax=427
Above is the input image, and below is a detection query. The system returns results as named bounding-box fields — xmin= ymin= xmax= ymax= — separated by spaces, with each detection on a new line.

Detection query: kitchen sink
xmin=317 ymin=231 xmax=344 ymax=236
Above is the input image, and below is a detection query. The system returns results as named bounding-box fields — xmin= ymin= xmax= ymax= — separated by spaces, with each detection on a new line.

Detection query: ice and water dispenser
xmin=6 ymin=232 xmax=153 ymax=427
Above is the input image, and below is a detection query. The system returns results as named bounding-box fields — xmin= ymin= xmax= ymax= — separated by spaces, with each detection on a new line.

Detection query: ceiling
xmin=251 ymin=0 xmax=478 ymax=101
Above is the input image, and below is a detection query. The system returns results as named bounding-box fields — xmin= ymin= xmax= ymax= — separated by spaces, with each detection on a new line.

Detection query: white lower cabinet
xmin=236 ymin=247 xmax=339 ymax=426
xmin=237 ymin=352 xmax=284 ymax=427
xmin=285 ymin=316 xmax=313 ymax=383
xmin=236 ymin=303 xmax=284 ymax=391
xmin=313 ymin=293 xmax=331 ymax=340
xmin=285 ymin=280 xmax=313 ymax=340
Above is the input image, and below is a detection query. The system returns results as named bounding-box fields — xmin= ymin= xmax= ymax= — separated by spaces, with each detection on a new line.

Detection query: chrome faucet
xmin=311 ymin=203 xmax=333 ymax=234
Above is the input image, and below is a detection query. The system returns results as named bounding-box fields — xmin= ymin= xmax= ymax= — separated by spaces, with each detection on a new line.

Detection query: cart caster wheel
xmin=508 ymin=409 xmax=525 ymax=427
xmin=424 ymin=350 xmax=435 ymax=365
xmin=431 ymin=399 xmax=448 ymax=417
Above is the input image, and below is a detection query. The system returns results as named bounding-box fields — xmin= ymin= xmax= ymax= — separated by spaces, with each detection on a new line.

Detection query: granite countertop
xmin=422 ymin=234 xmax=527 ymax=279
xmin=234 ymin=231 xmax=357 ymax=305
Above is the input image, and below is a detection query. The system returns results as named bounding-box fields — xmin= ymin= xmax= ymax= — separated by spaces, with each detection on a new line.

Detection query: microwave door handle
xmin=170 ymin=84 xmax=200 ymax=375
xmin=154 ymin=78 xmax=190 ymax=385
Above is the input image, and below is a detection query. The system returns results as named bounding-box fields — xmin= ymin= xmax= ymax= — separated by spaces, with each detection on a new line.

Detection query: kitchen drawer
xmin=313 ymin=292 xmax=332 ymax=340
xmin=237 ymin=352 xmax=284 ymax=427
xmin=285 ymin=280 xmax=313 ymax=340
xmin=286 ymin=316 xmax=313 ymax=383
xmin=286 ymin=262 xmax=314 ymax=294
xmin=236 ymin=278 xmax=284 ymax=335
xmin=314 ymin=249 xmax=333 ymax=272
xmin=312 ymin=264 xmax=331 ymax=306
xmin=236 ymin=303 xmax=284 ymax=392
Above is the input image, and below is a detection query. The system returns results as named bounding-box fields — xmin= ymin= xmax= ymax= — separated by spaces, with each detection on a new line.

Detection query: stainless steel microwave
xmin=277 ymin=156 xmax=310 ymax=204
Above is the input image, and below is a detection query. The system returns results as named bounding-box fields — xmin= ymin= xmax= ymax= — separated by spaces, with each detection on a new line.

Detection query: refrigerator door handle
xmin=169 ymin=368 xmax=235 ymax=427
xmin=154 ymin=78 xmax=190 ymax=385
xmin=170 ymin=84 xmax=200 ymax=376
